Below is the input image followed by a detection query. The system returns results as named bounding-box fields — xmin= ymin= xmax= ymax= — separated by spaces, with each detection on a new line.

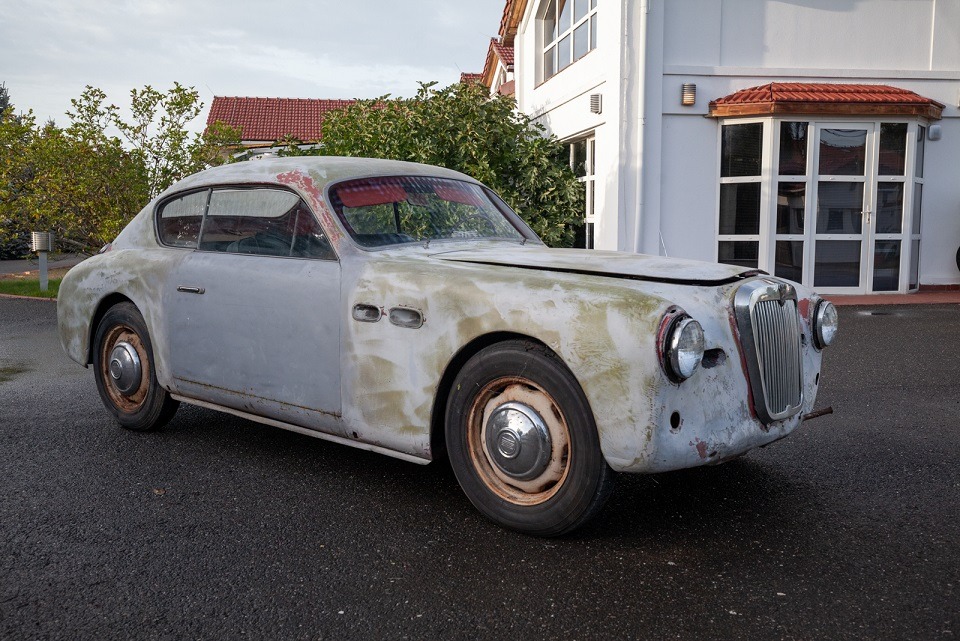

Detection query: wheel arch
xmin=429 ymin=331 xmax=577 ymax=461
xmin=86 ymin=293 xmax=136 ymax=365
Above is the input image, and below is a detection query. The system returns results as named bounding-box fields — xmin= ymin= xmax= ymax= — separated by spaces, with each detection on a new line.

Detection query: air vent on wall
xmin=589 ymin=93 xmax=602 ymax=114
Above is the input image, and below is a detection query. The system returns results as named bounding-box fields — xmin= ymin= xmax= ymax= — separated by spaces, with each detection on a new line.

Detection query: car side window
xmin=157 ymin=190 xmax=208 ymax=248
xmin=198 ymin=188 xmax=335 ymax=260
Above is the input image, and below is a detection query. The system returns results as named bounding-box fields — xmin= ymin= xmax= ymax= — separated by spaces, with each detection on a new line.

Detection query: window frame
xmin=538 ymin=0 xmax=598 ymax=84
xmin=715 ymin=117 xmax=772 ymax=271
xmin=153 ymin=183 xmax=339 ymax=262
xmin=568 ymin=134 xmax=596 ymax=249
xmin=324 ymin=175 xmax=539 ymax=251
xmin=715 ymin=116 xmax=928 ymax=293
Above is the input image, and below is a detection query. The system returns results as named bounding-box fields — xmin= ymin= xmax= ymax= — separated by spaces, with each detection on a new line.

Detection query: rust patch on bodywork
xmin=690 ymin=437 xmax=709 ymax=459
xmin=276 ymin=170 xmax=345 ymax=249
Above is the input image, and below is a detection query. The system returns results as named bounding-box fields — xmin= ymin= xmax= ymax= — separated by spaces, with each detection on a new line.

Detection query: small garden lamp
xmin=30 ymin=231 xmax=54 ymax=292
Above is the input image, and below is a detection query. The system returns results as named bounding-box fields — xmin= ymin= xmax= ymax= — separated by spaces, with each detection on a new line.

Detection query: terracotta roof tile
xmin=206 ymin=96 xmax=356 ymax=142
xmin=709 ymin=83 xmax=944 ymax=119
xmin=491 ymin=39 xmax=514 ymax=66
xmin=481 ymin=37 xmax=515 ymax=87
xmin=460 ymin=72 xmax=483 ymax=84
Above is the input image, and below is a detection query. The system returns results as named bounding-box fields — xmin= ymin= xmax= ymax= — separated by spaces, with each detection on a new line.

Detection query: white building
xmin=485 ymin=0 xmax=960 ymax=294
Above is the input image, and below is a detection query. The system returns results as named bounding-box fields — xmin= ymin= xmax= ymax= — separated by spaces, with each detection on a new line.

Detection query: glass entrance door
xmin=812 ymin=123 xmax=873 ymax=293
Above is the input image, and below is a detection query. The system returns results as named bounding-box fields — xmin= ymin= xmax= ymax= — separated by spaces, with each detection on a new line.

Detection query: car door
xmin=160 ymin=186 xmax=342 ymax=434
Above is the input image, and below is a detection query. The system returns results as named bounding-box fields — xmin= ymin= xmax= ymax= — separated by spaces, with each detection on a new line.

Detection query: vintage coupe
xmin=58 ymin=157 xmax=837 ymax=535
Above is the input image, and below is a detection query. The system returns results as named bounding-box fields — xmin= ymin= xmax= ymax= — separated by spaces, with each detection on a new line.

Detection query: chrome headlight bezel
xmin=662 ymin=315 xmax=705 ymax=382
xmin=813 ymin=299 xmax=838 ymax=350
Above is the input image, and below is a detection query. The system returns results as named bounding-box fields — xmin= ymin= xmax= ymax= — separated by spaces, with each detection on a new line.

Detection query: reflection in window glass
xmin=541 ymin=0 xmax=597 ymax=81
xmin=719 ymin=183 xmax=761 ymax=235
xmin=718 ymin=241 xmax=759 ymax=269
xmin=574 ymin=0 xmax=588 ymax=21
xmin=572 ymin=139 xmax=587 ymax=177
xmin=157 ymin=190 xmax=208 ymax=248
xmin=330 ymin=177 xmax=525 ymax=247
xmin=776 ymin=183 xmax=805 ymax=234
xmin=207 ymin=189 xmax=299 ymax=219
xmin=558 ymin=0 xmax=570 ymax=31
xmin=814 ymin=240 xmax=861 ymax=287
xmin=819 ymin=128 xmax=866 ymax=176
xmin=916 ymin=126 xmax=926 ymax=178
xmin=544 ymin=0 xmax=556 ymax=39
xmin=910 ymin=239 xmax=920 ymax=289
xmin=817 ymin=182 xmax=863 ymax=234
xmin=878 ymin=123 xmax=907 ymax=175
xmin=543 ymin=46 xmax=555 ymax=78
xmin=912 ymin=183 xmax=923 ymax=235
xmin=875 ymin=183 xmax=903 ymax=233
xmin=199 ymin=189 xmax=334 ymax=259
xmin=778 ymin=122 xmax=808 ymax=176
xmin=775 ymin=241 xmax=804 ymax=282
xmin=573 ymin=21 xmax=589 ymax=60
xmin=721 ymin=123 xmax=763 ymax=177
xmin=872 ymin=240 xmax=901 ymax=291
xmin=558 ymin=35 xmax=571 ymax=71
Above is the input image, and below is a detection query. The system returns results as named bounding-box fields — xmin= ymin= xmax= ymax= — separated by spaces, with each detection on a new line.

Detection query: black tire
xmin=92 ymin=302 xmax=179 ymax=431
xmin=445 ymin=340 xmax=614 ymax=536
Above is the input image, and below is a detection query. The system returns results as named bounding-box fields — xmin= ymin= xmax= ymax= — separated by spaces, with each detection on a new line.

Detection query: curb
xmin=0 ymin=293 xmax=57 ymax=302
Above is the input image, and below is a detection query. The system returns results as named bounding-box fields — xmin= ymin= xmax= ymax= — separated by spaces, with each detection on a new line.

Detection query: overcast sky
xmin=1 ymin=0 xmax=505 ymax=130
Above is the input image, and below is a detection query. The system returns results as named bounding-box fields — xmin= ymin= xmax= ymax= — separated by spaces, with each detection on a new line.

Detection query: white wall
xmin=513 ymin=0 xmax=960 ymax=285
xmin=664 ymin=0 xmax=957 ymax=71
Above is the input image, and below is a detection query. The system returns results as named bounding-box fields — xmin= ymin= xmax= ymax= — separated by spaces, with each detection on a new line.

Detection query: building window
xmin=717 ymin=122 xmax=764 ymax=269
xmin=570 ymin=136 xmax=596 ymax=249
xmin=541 ymin=0 xmax=598 ymax=82
xmin=717 ymin=117 xmax=927 ymax=293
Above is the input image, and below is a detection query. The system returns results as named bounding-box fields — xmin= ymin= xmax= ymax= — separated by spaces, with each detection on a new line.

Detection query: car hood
xmin=431 ymin=245 xmax=758 ymax=285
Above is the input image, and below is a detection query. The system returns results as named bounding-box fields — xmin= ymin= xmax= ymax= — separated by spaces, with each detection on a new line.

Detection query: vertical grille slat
xmin=735 ymin=281 xmax=804 ymax=424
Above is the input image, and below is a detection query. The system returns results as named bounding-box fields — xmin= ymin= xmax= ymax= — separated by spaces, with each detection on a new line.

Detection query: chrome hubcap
xmin=109 ymin=341 xmax=142 ymax=395
xmin=484 ymin=402 xmax=551 ymax=481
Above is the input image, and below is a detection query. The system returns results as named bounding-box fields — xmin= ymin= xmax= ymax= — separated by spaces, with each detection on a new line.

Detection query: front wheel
xmin=445 ymin=340 xmax=614 ymax=536
xmin=92 ymin=302 xmax=179 ymax=431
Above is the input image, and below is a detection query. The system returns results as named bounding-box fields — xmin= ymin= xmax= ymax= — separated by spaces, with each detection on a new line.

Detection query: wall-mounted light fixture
xmin=681 ymin=83 xmax=696 ymax=106
xmin=928 ymin=124 xmax=942 ymax=141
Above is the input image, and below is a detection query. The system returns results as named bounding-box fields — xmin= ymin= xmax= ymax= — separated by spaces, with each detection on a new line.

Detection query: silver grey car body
xmin=58 ymin=157 xmax=834 ymax=533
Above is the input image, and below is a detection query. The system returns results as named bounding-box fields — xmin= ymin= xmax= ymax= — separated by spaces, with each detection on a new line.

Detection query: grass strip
xmin=0 ymin=278 xmax=62 ymax=299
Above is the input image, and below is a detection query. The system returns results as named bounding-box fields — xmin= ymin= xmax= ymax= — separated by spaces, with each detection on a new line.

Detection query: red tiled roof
xmin=491 ymin=39 xmax=514 ymax=66
xmin=206 ymin=96 xmax=356 ymax=142
xmin=481 ymin=37 xmax=516 ymax=88
xmin=709 ymin=83 xmax=943 ymax=119
xmin=460 ymin=72 xmax=483 ymax=84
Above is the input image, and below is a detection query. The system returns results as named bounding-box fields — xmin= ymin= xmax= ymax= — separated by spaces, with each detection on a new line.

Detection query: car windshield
xmin=328 ymin=176 xmax=526 ymax=247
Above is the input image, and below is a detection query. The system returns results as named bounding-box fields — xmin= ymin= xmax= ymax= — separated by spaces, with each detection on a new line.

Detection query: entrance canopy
xmin=709 ymin=83 xmax=944 ymax=120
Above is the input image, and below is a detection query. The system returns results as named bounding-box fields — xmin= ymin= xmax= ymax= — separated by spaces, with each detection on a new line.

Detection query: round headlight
xmin=668 ymin=318 xmax=705 ymax=380
xmin=814 ymin=300 xmax=838 ymax=349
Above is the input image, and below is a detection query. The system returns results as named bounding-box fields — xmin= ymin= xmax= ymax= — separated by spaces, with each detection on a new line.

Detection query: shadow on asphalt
xmin=148 ymin=401 xmax=814 ymax=544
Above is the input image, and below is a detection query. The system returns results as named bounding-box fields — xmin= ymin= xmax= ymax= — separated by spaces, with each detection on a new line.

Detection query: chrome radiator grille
xmin=734 ymin=280 xmax=804 ymax=424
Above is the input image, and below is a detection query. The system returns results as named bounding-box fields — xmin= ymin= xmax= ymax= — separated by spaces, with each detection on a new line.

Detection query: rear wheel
xmin=92 ymin=302 xmax=179 ymax=431
xmin=445 ymin=340 xmax=614 ymax=536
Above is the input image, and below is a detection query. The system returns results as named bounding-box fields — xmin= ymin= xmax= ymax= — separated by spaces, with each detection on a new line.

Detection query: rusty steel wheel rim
xmin=99 ymin=324 xmax=149 ymax=413
xmin=466 ymin=376 xmax=571 ymax=506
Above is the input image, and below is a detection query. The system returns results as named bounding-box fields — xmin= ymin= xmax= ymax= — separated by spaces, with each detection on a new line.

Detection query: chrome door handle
xmin=176 ymin=286 xmax=205 ymax=294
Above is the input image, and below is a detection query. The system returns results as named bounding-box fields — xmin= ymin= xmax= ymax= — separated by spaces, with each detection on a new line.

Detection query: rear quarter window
xmin=157 ymin=190 xmax=208 ymax=248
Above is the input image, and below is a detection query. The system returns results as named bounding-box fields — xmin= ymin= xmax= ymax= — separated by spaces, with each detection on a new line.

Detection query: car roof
xmin=158 ymin=156 xmax=481 ymax=200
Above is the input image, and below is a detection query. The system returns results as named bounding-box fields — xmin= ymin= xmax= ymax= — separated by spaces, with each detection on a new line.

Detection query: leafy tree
xmin=0 ymin=84 xmax=240 ymax=254
xmin=0 ymin=83 xmax=10 ymax=119
xmin=0 ymin=97 xmax=35 ymax=257
xmin=284 ymin=82 xmax=584 ymax=247
xmin=69 ymin=84 xmax=241 ymax=198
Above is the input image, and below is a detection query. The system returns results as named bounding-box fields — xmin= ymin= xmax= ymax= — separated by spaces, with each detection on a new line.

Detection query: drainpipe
xmin=631 ymin=0 xmax=651 ymax=254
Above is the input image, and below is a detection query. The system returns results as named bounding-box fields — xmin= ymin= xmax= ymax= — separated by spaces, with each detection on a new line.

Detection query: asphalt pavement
xmin=0 ymin=297 xmax=957 ymax=640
